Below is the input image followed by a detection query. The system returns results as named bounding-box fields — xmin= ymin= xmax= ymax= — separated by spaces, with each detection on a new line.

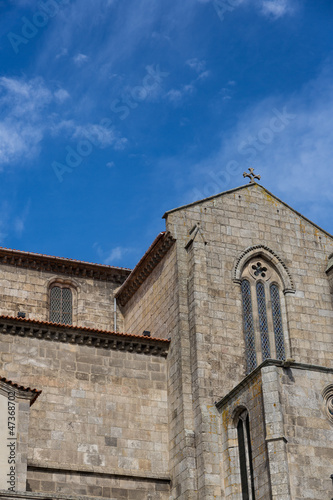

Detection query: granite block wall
xmin=0 ymin=332 xmax=169 ymax=497
xmin=0 ymin=265 xmax=120 ymax=332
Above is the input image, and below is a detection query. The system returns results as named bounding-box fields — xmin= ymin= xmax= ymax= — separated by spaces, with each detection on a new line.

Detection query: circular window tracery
xmin=322 ymin=385 xmax=333 ymax=424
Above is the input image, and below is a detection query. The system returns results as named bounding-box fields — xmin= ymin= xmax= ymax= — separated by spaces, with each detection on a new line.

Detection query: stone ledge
xmin=0 ymin=317 xmax=169 ymax=358
xmin=0 ymin=491 xmax=105 ymax=500
xmin=27 ymin=463 xmax=171 ymax=483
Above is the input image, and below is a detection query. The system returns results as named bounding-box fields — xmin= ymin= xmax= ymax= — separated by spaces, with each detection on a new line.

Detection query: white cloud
xmin=73 ymin=53 xmax=89 ymax=66
xmin=72 ymin=124 xmax=127 ymax=150
xmin=186 ymin=58 xmax=206 ymax=73
xmin=165 ymin=62 xmax=333 ymax=230
xmin=260 ymin=0 xmax=294 ymax=18
xmin=166 ymin=84 xmax=195 ymax=104
xmin=54 ymin=89 xmax=70 ymax=102
xmin=211 ymin=0 xmax=296 ymax=20
xmin=93 ymin=243 xmax=132 ymax=265
xmin=0 ymin=76 xmax=126 ymax=168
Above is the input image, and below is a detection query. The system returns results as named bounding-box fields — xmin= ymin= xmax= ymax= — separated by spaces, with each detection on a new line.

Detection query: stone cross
xmin=243 ymin=167 xmax=261 ymax=184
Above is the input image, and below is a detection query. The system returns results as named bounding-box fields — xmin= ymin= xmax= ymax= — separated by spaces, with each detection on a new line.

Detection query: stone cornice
xmin=0 ymin=247 xmax=131 ymax=285
xmin=116 ymin=232 xmax=176 ymax=307
xmin=0 ymin=316 xmax=170 ymax=358
xmin=0 ymin=378 xmax=41 ymax=405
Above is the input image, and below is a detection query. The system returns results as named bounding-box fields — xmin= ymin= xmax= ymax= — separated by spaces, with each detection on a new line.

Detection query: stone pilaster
xmin=261 ymin=365 xmax=291 ymax=500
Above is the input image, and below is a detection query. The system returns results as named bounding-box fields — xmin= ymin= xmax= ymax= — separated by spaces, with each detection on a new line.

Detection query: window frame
xmin=47 ymin=278 xmax=78 ymax=326
xmin=236 ymin=409 xmax=256 ymax=500
xmin=240 ymin=257 xmax=289 ymax=372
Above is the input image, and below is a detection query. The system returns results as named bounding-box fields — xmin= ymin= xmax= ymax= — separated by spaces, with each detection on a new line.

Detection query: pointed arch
xmin=233 ymin=245 xmax=295 ymax=295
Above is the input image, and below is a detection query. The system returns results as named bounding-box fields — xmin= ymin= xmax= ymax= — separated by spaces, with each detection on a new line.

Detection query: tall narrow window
xmin=241 ymin=280 xmax=257 ymax=373
xmin=270 ymin=284 xmax=286 ymax=360
xmin=50 ymin=286 xmax=72 ymax=325
xmin=237 ymin=410 xmax=256 ymax=500
xmin=256 ymin=282 xmax=270 ymax=360
xmin=240 ymin=256 xmax=289 ymax=371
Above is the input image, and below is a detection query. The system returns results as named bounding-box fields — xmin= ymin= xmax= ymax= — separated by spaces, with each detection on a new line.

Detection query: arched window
xmin=241 ymin=258 xmax=287 ymax=372
xmin=241 ymin=280 xmax=257 ymax=373
xmin=50 ymin=286 xmax=73 ymax=325
xmin=237 ymin=410 xmax=256 ymax=500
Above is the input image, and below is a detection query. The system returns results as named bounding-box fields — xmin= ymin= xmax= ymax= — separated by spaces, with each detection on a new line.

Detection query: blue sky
xmin=0 ymin=0 xmax=332 ymax=268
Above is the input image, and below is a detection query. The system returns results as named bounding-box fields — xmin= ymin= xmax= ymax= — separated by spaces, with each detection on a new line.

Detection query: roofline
xmin=0 ymin=376 xmax=42 ymax=405
xmin=0 ymin=315 xmax=170 ymax=358
xmin=116 ymin=231 xmax=176 ymax=307
xmin=163 ymin=184 xmax=251 ymax=217
xmin=163 ymin=183 xmax=333 ymax=240
xmin=0 ymin=247 xmax=132 ymax=284
xmin=0 ymin=315 xmax=169 ymax=343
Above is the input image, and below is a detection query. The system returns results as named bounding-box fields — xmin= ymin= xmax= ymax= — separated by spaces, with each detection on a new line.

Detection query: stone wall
xmin=161 ymin=184 xmax=333 ymax=498
xmin=0 ymin=331 xmax=169 ymax=497
xmin=165 ymin=184 xmax=333 ymax=398
xmin=122 ymin=245 xmax=178 ymax=340
xmin=0 ymin=264 xmax=119 ymax=332
xmin=219 ymin=370 xmax=271 ymax=500
xmin=218 ymin=361 xmax=333 ymax=500
xmin=279 ymin=365 xmax=333 ymax=499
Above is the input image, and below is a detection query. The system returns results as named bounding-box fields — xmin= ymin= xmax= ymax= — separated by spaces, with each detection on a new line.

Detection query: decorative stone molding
xmin=116 ymin=232 xmax=176 ymax=307
xmin=233 ymin=245 xmax=295 ymax=294
xmin=0 ymin=248 xmax=131 ymax=285
xmin=0 ymin=378 xmax=41 ymax=405
xmin=322 ymin=384 xmax=333 ymax=424
xmin=0 ymin=316 xmax=170 ymax=358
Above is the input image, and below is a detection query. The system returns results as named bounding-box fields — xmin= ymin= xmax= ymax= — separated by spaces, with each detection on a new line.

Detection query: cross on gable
xmin=243 ymin=167 xmax=261 ymax=184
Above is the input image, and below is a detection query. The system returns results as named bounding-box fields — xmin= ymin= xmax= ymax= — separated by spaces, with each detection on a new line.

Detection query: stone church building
xmin=0 ymin=179 xmax=332 ymax=500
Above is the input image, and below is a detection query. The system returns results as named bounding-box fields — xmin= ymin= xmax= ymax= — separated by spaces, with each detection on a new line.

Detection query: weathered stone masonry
xmin=0 ymin=182 xmax=332 ymax=499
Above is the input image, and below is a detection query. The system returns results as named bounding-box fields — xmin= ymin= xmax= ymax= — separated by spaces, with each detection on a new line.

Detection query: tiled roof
xmin=0 ymin=376 xmax=42 ymax=405
xmin=0 ymin=315 xmax=169 ymax=343
xmin=116 ymin=232 xmax=176 ymax=307
xmin=0 ymin=247 xmax=132 ymax=284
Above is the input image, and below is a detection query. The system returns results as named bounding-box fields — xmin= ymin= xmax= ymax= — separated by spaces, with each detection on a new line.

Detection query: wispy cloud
xmin=212 ymin=0 xmax=296 ymax=21
xmin=166 ymin=58 xmax=210 ymax=105
xmin=166 ymin=84 xmax=195 ymax=104
xmin=72 ymin=124 xmax=127 ymax=150
xmin=54 ymin=89 xmax=70 ymax=102
xmin=260 ymin=0 xmax=295 ymax=18
xmin=73 ymin=53 xmax=89 ymax=66
xmin=93 ymin=243 xmax=133 ymax=265
xmin=161 ymin=61 xmax=333 ymax=227
xmin=186 ymin=58 xmax=206 ymax=73
xmin=0 ymin=76 xmax=126 ymax=168
xmin=0 ymin=198 xmax=30 ymax=243
xmin=0 ymin=77 xmax=52 ymax=165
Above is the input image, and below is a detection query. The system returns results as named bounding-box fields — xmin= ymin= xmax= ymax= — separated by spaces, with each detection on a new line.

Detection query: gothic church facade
xmin=0 ymin=181 xmax=332 ymax=500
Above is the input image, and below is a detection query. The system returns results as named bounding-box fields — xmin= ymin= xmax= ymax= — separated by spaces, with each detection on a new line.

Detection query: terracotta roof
xmin=0 ymin=376 xmax=42 ymax=405
xmin=116 ymin=232 xmax=176 ymax=307
xmin=0 ymin=315 xmax=170 ymax=343
xmin=0 ymin=247 xmax=132 ymax=284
